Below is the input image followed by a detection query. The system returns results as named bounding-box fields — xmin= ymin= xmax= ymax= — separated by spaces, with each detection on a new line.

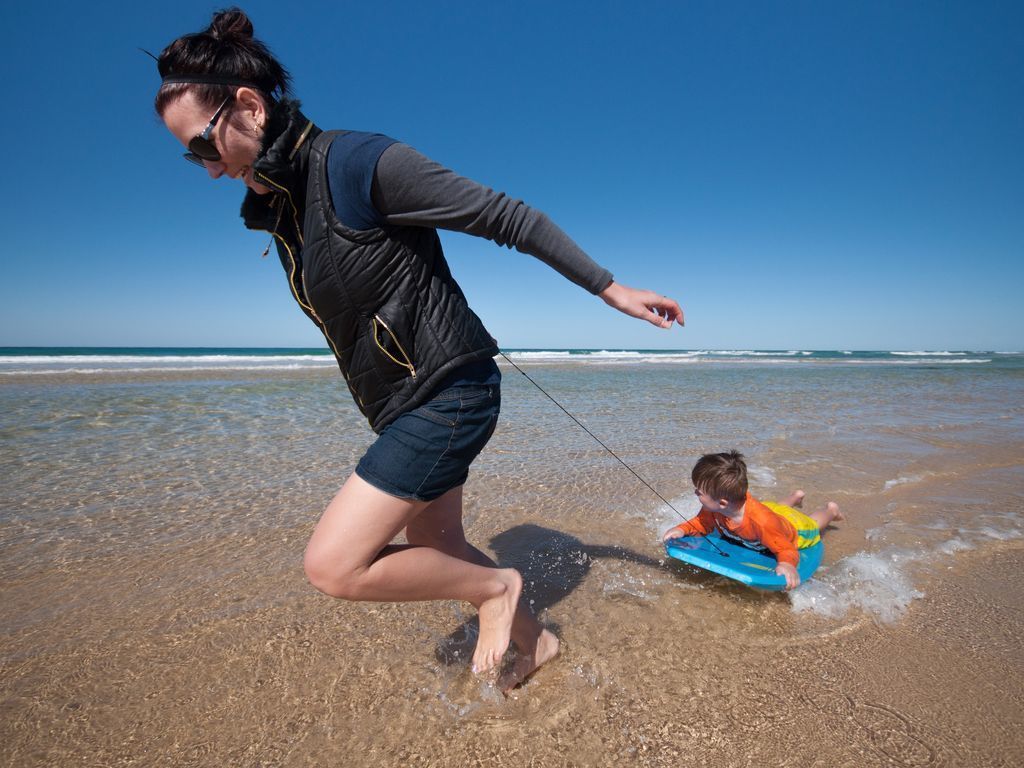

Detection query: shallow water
xmin=2 ymin=353 xmax=1022 ymax=766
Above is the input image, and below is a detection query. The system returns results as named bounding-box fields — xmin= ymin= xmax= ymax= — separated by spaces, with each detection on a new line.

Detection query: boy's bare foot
xmin=811 ymin=500 xmax=845 ymax=530
xmin=498 ymin=628 xmax=561 ymax=692
xmin=779 ymin=489 xmax=806 ymax=508
xmin=472 ymin=568 xmax=522 ymax=674
xmin=827 ymin=501 xmax=845 ymax=522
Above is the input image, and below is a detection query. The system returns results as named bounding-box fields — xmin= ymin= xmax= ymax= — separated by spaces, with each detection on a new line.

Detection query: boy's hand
xmin=662 ymin=525 xmax=684 ymax=542
xmin=775 ymin=563 xmax=800 ymax=590
xmin=666 ymin=538 xmax=698 ymax=549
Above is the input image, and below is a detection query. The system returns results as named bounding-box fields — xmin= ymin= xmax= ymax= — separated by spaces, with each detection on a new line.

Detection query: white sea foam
xmin=790 ymin=549 xmax=924 ymax=622
xmin=503 ymin=350 xmax=703 ymax=365
xmin=747 ymin=464 xmax=777 ymax=487
xmin=698 ymin=350 xmax=808 ymax=356
xmin=0 ymin=364 xmax=335 ymax=376
xmin=507 ymin=351 xmax=575 ymax=359
xmin=3 ymin=349 xmax=1001 ymax=376
xmin=632 ymin=355 xmax=704 ymax=364
xmin=843 ymin=358 xmax=990 ymax=365
xmin=976 ymin=525 xmax=1023 ymax=541
xmin=587 ymin=350 xmax=643 ymax=357
xmin=601 ymin=570 xmax=658 ymax=601
xmin=0 ymin=354 xmax=331 ymax=365
xmin=648 ymin=495 xmax=698 ymax=537
xmin=938 ymin=538 xmax=972 ymax=555
xmin=883 ymin=474 xmax=924 ymax=491
xmin=0 ymin=354 xmax=337 ymax=375
xmin=890 ymin=351 xmax=966 ymax=356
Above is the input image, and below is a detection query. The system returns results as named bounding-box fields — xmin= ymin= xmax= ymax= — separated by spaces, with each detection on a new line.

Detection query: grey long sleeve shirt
xmin=354 ymin=142 xmax=613 ymax=295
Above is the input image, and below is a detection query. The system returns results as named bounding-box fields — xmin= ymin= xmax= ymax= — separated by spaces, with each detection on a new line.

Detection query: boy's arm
xmin=752 ymin=516 xmax=801 ymax=588
xmin=663 ymin=510 xmax=715 ymax=541
xmin=751 ymin=510 xmax=800 ymax=567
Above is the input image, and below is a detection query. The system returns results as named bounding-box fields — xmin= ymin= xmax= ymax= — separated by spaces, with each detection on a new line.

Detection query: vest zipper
xmin=251 ymin=171 xmax=317 ymax=321
xmin=264 ymin=226 xmax=357 ymax=401
xmin=372 ymin=314 xmax=417 ymax=379
xmin=250 ymin=135 xmax=360 ymax=403
xmin=252 ymin=204 xmax=352 ymax=378
xmin=258 ymin=225 xmax=319 ymax=322
xmin=254 ymin=171 xmax=304 ymax=248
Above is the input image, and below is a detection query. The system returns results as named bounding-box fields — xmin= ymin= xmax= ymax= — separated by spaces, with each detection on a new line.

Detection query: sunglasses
xmin=183 ymin=93 xmax=235 ymax=166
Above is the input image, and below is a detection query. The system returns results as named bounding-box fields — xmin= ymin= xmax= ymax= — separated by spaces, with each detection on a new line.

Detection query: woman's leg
xmin=406 ymin=486 xmax=560 ymax=688
xmin=303 ymin=473 xmax=522 ymax=674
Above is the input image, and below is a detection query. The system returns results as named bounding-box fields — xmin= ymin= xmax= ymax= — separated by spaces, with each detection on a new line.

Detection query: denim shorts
xmin=355 ymin=381 xmax=501 ymax=502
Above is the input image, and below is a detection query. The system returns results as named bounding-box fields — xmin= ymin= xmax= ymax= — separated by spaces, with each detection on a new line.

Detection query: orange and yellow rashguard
xmin=666 ymin=493 xmax=819 ymax=567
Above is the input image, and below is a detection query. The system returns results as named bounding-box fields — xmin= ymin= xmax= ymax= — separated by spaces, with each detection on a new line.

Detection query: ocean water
xmin=2 ymin=346 xmax=1022 ymax=619
xmin=2 ymin=348 xmax=1023 ymax=765
xmin=0 ymin=346 xmax=1007 ymax=375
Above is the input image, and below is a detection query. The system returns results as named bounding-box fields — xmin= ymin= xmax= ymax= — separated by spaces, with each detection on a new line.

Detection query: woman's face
xmin=161 ymin=88 xmax=271 ymax=195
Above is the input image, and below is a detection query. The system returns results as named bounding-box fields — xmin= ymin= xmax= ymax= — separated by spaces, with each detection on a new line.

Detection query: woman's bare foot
xmin=498 ymin=628 xmax=561 ymax=693
xmin=472 ymin=569 xmax=522 ymax=674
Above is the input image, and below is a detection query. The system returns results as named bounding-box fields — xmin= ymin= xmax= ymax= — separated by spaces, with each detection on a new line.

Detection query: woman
xmin=155 ymin=8 xmax=683 ymax=689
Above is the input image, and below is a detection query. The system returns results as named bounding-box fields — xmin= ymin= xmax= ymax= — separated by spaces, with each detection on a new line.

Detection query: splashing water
xmin=790 ymin=549 xmax=924 ymax=622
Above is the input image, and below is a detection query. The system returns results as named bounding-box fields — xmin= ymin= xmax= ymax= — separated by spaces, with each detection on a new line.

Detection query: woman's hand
xmin=599 ymin=282 xmax=684 ymax=329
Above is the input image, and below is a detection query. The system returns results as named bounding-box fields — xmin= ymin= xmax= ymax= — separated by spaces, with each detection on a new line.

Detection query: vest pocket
xmin=371 ymin=313 xmax=417 ymax=380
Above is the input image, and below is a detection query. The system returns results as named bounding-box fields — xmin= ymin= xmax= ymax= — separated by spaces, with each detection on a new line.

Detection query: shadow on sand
xmin=434 ymin=523 xmax=676 ymax=664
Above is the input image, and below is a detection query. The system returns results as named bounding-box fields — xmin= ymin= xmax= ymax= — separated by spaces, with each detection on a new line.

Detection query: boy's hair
xmin=691 ymin=451 xmax=748 ymax=503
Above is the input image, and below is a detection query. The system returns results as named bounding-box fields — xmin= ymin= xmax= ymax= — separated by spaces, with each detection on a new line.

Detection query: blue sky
xmin=1 ymin=1 xmax=1021 ymax=350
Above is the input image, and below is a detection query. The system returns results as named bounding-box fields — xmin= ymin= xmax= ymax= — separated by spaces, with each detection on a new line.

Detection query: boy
xmin=662 ymin=451 xmax=844 ymax=589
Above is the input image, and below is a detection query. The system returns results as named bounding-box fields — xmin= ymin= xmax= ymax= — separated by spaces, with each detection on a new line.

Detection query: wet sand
xmin=2 ymin=361 xmax=1023 ymax=766
xmin=2 ymin=525 xmax=1020 ymax=766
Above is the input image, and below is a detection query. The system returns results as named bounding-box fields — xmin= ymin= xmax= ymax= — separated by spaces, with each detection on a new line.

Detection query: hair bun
xmin=208 ymin=7 xmax=254 ymax=41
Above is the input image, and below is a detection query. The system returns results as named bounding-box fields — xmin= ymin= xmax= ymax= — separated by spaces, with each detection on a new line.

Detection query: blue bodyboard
xmin=665 ymin=532 xmax=824 ymax=591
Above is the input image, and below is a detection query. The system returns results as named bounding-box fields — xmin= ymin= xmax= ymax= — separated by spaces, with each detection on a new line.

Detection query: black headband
xmin=161 ymin=74 xmax=267 ymax=91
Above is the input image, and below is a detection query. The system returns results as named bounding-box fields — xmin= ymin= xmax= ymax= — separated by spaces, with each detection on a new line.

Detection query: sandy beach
xmin=2 ymin=352 xmax=1022 ymax=766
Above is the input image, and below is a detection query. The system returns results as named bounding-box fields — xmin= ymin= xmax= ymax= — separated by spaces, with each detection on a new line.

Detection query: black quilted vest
xmin=241 ymin=103 xmax=498 ymax=432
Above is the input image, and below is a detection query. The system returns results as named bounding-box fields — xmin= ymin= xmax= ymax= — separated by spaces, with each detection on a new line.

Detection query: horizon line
xmin=0 ymin=346 xmax=1017 ymax=354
